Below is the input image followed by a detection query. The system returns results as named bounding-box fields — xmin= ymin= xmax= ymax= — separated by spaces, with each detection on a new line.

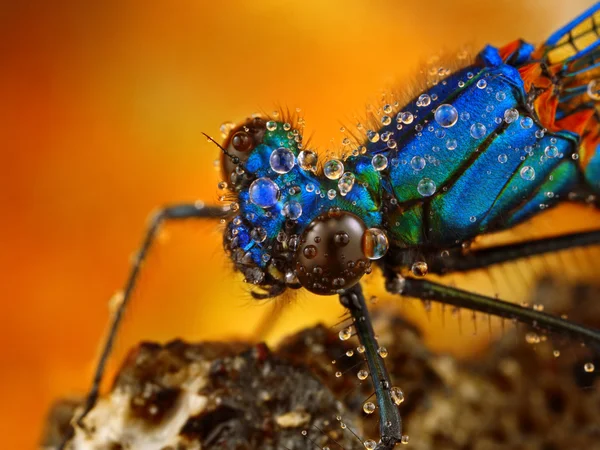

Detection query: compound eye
xmin=294 ymin=210 xmax=387 ymax=295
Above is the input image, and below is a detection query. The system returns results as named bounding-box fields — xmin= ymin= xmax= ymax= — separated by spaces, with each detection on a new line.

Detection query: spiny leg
xmin=421 ymin=229 xmax=600 ymax=274
xmin=384 ymin=272 xmax=600 ymax=352
xmin=339 ymin=283 xmax=402 ymax=450
xmin=59 ymin=203 xmax=229 ymax=449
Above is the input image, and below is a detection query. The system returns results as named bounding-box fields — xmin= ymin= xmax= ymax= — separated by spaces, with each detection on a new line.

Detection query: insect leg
xmin=385 ymin=273 xmax=600 ymax=351
xmin=59 ymin=203 xmax=229 ymax=449
xmin=339 ymin=283 xmax=402 ymax=450
xmin=425 ymin=229 xmax=600 ymax=274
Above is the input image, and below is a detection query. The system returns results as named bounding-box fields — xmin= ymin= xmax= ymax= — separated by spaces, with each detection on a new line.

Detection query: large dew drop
xmin=269 ymin=147 xmax=295 ymax=174
xmin=390 ymin=387 xmax=405 ymax=405
xmin=298 ymin=150 xmax=318 ymax=172
xmin=434 ymin=104 xmax=458 ymax=128
xmin=520 ymin=166 xmax=535 ymax=181
xmin=411 ymin=156 xmax=426 ymax=171
xmin=544 ymin=145 xmax=559 ymax=158
xmin=249 ymin=177 xmax=280 ymax=208
xmin=338 ymin=172 xmax=355 ymax=196
xmin=357 ymin=369 xmax=369 ymax=380
xmin=324 ymin=159 xmax=344 ymax=180
xmin=362 ymin=228 xmax=389 ymax=260
xmin=419 ymin=94 xmax=431 ymax=106
xmin=470 ymin=123 xmax=486 ymax=139
xmin=366 ymin=130 xmax=380 ymax=143
xmin=363 ymin=402 xmax=376 ymax=414
xmin=417 ymin=178 xmax=436 ymax=197
xmin=504 ymin=108 xmax=519 ymax=124
xmin=371 ymin=154 xmax=388 ymax=171
xmin=282 ymin=200 xmax=302 ymax=220
xmin=364 ymin=440 xmax=377 ymax=450
xmin=398 ymin=111 xmax=414 ymax=124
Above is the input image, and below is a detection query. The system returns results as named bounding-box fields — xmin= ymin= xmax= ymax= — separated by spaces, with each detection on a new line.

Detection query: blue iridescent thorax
xmin=360 ymin=45 xmax=581 ymax=247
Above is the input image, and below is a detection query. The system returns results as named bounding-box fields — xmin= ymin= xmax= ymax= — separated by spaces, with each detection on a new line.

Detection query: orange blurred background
xmin=2 ymin=1 xmax=600 ymax=448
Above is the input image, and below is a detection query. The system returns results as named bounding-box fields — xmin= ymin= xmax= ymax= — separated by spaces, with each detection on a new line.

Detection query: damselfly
xmin=60 ymin=4 xmax=600 ymax=449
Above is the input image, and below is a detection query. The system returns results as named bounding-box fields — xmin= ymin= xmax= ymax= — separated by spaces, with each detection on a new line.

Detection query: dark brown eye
xmin=231 ymin=131 xmax=253 ymax=152
xmin=294 ymin=210 xmax=371 ymax=295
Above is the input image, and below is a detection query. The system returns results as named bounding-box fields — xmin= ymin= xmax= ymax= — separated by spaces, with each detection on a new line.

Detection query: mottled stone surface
xmin=44 ymin=280 xmax=600 ymax=450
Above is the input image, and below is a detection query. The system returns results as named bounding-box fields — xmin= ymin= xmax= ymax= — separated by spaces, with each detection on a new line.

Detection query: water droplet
xmin=498 ymin=154 xmax=508 ymax=163
xmin=335 ymin=371 xmax=342 ymax=378
xmin=418 ymin=94 xmax=431 ymax=107
xmin=364 ymin=439 xmax=377 ymax=450
xmin=553 ymin=350 xmax=560 ymax=358
xmin=417 ymin=178 xmax=436 ymax=197
xmin=460 ymin=111 xmax=470 ymax=121
xmin=520 ymin=116 xmax=534 ymax=129
xmin=270 ymin=147 xmax=295 ymax=174
xmin=362 ymin=228 xmax=389 ymax=260
xmin=249 ymin=178 xmax=280 ymax=208
xmin=327 ymin=189 xmax=336 ymax=200
xmin=495 ymin=91 xmax=506 ymax=101
xmin=372 ymin=154 xmax=388 ymax=171
xmin=305 ymin=183 xmax=315 ymax=193
xmin=411 ymin=261 xmax=428 ymax=276
xmin=367 ymin=130 xmax=380 ymax=143
xmin=381 ymin=115 xmax=391 ymax=126
xmin=251 ymin=227 xmax=267 ymax=243
xmin=334 ymin=231 xmax=350 ymax=247
xmin=377 ymin=347 xmax=388 ymax=358
xmin=588 ymin=79 xmax=600 ymax=100
xmin=363 ymin=402 xmax=376 ymax=415
xmin=401 ymin=435 xmax=410 ymax=445
xmin=324 ymin=159 xmax=344 ymax=180
xmin=584 ymin=362 xmax=595 ymax=372
xmin=357 ymin=345 xmax=365 ymax=353
xmin=304 ymin=245 xmax=317 ymax=259
xmin=398 ymin=111 xmax=414 ymax=124
xmin=434 ymin=104 xmax=459 ymax=128
xmin=476 ymin=79 xmax=487 ymax=89
xmin=520 ymin=166 xmax=535 ymax=181
xmin=357 ymin=369 xmax=369 ymax=380
xmin=410 ymin=156 xmax=426 ymax=171
xmin=525 ymin=332 xmax=540 ymax=344
xmin=282 ymin=201 xmax=302 ymax=220
xmin=339 ymin=327 xmax=352 ymax=340
xmin=446 ymin=139 xmax=457 ymax=150
xmin=346 ymin=349 xmax=354 ymax=357
xmin=266 ymin=120 xmax=278 ymax=131
xmin=383 ymin=104 xmax=393 ymax=114
xmin=391 ymin=387 xmax=405 ymax=405
xmin=470 ymin=122 xmax=487 ymax=139
xmin=544 ymin=145 xmax=559 ymax=158
xmin=338 ymin=172 xmax=356 ymax=196
xmin=298 ymin=150 xmax=318 ymax=172
xmin=504 ymin=108 xmax=519 ymax=123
